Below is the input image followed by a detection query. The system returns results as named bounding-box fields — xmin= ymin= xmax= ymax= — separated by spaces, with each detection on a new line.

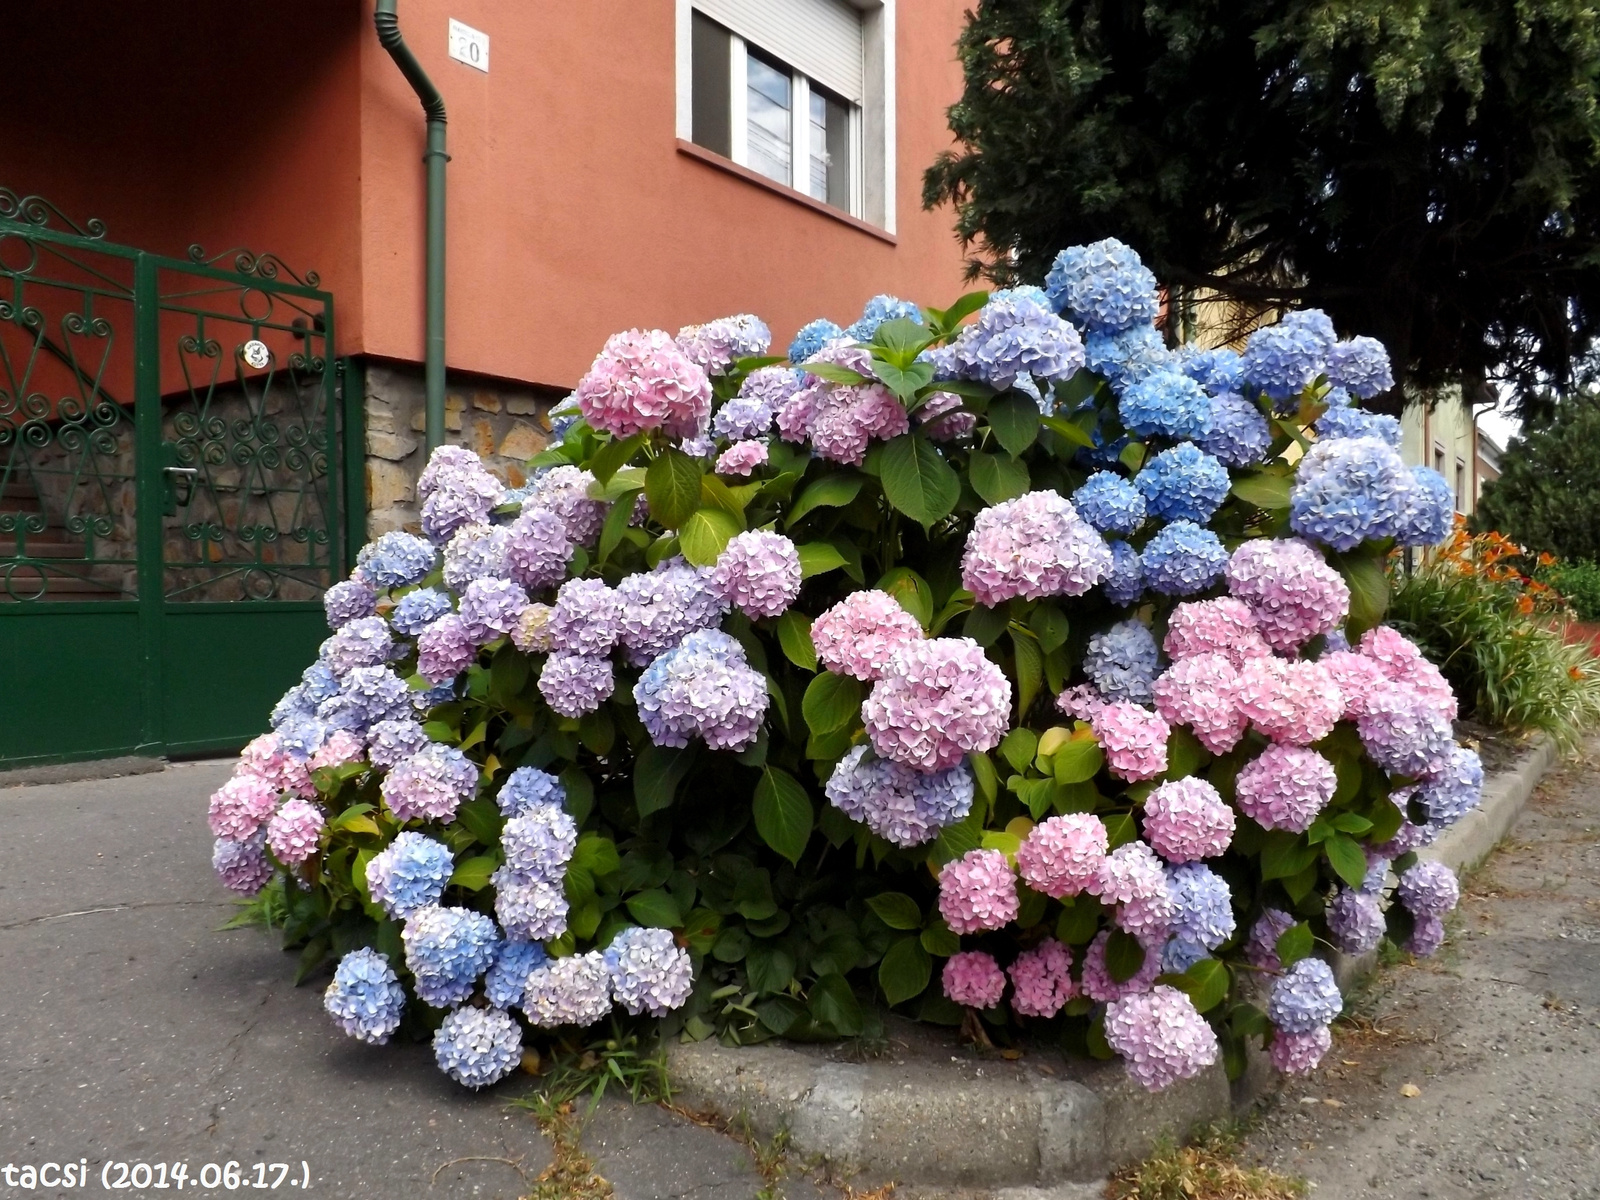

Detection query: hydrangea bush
xmin=212 ymin=243 xmax=1476 ymax=1093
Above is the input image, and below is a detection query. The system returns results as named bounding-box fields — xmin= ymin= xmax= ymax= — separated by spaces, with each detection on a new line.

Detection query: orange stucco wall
xmin=4 ymin=1 xmax=973 ymax=393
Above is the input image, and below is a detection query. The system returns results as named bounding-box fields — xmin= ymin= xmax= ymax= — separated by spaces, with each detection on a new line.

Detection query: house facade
xmin=0 ymin=0 xmax=973 ymax=763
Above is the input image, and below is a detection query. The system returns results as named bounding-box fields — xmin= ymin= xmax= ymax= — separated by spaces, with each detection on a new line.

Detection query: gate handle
xmin=162 ymin=465 xmax=198 ymax=512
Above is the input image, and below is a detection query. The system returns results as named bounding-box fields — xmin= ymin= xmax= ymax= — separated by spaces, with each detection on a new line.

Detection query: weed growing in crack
xmin=1110 ymin=1122 xmax=1306 ymax=1199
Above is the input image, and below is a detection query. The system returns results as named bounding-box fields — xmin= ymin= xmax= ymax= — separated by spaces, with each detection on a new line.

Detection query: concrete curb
xmin=666 ymin=735 xmax=1562 ymax=1190
xmin=0 ymin=755 xmax=166 ymax=789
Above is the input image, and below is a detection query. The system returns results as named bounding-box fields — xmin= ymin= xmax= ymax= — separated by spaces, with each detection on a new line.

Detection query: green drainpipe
xmin=374 ymin=0 xmax=448 ymax=453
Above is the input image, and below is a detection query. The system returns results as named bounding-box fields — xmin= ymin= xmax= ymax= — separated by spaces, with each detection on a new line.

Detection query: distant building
xmin=1399 ymin=386 xmax=1501 ymax=518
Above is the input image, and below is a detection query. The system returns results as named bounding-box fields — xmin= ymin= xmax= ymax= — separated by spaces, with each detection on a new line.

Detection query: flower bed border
xmin=665 ymin=733 xmax=1558 ymax=1189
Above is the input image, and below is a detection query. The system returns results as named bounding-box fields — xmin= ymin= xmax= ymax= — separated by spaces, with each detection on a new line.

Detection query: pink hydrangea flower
xmin=1080 ymin=929 xmax=1163 ymax=1002
xmin=1162 ymin=597 xmax=1272 ymax=668
xmin=1320 ymin=650 xmax=1390 ymax=720
xmin=207 ymin=774 xmax=280 ymax=841
xmin=266 ymin=797 xmax=324 ymax=866
xmin=309 ymin=729 xmax=364 ymax=771
xmin=1056 ymin=683 xmax=1110 ymax=723
xmin=1142 ymin=778 xmax=1236 ymax=862
xmin=810 ymin=381 xmax=910 ymax=465
xmin=1234 ymin=744 xmax=1338 ymax=832
xmin=863 ymin=637 xmax=1011 ymax=771
xmin=776 ymin=343 xmax=868 ymax=443
xmin=1270 ymin=1025 xmax=1332 ymax=1075
xmin=575 ymin=328 xmax=713 ymax=438
xmin=1016 ymin=813 xmax=1108 ymax=898
xmin=1093 ymin=840 xmax=1175 ymax=938
xmin=960 ymin=491 xmax=1112 ymax=606
xmin=715 ymin=439 xmax=769 ymax=476
xmin=1105 ymin=985 xmax=1220 ymax=1092
xmin=942 ymin=950 xmax=1006 ymax=1008
xmin=1358 ymin=626 xmax=1458 ymax=722
xmin=710 ymin=530 xmax=802 ymax=619
xmin=938 ymin=848 xmax=1019 ymax=934
xmin=1151 ymin=653 xmax=1247 ymax=754
xmin=1225 ymin=538 xmax=1349 ymax=652
xmin=811 ymin=590 xmax=924 ymax=681
xmin=1091 ymin=702 xmax=1170 ymax=781
xmin=918 ymin=391 xmax=977 ymax=440
xmin=1009 ymin=939 xmax=1076 ymax=1017
xmin=238 ymin=732 xmax=312 ymax=798
xmin=1236 ymin=656 xmax=1343 ymax=745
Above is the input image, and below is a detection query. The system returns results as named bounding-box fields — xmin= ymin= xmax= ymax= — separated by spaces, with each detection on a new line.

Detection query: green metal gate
xmin=0 ymin=188 xmax=363 ymax=766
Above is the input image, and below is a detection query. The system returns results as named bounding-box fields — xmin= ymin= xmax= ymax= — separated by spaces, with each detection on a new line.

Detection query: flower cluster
xmin=826 ymin=746 xmax=974 ymax=847
xmin=961 ymin=491 xmax=1112 ymax=605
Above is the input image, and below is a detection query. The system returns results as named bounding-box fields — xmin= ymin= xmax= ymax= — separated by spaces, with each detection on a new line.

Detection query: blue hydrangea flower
xmin=414 ymin=680 xmax=458 ymax=712
xmin=1166 ymin=862 xmax=1236 ymax=950
xmin=825 ymin=745 xmax=976 ymax=848
xmin=1392 ymin=466 xmax=1454 ymax=547
xmin=1084 ymin=619 xmax=1162 ymax=704
xmin=1118 ymin=371 xmax=1213 ymax=441
xmin=846 ymin=294 xmax=924 ymax=341
xmin=484 ymin=939 xmax=550 ymax=1010
xmin=503 ymin=806 xmax=578 ymax=885
xmin=1136 ymin=443 xmax=1230 ymax=523
xmin=990 ymin=284 xmax=1053 ymax=309
xmin=789 ymin=317 xmax=845 ymax=363
xmin=604 ymin=926 xmax=695 ymax=1016
xmin=1161 ymin=936 xmax=1212 ymax=974
xmin=497 ymin=767 xmax=567 ymax=817
xmin=356 ymin=531 xmax=438 ymax=590
xmin=1325 ymin=337 xmax=1394 ymax=399
xmin=276 ymin=713 xmax=329 ymax=761
xmin=1416 ymin=746 xmax=1483 ymax=826
xmin=1141 ymin=521 xmax=1229 ymax=595
xmin=402 ymin=905 xmax=500 ymax=1009
xmin=320 ymin=616 xmax=395 ymax=678
xmin=1242 ymin=310 xmax=1336 ymax=402
xmin=950 ymin=293 xmax=1086 ymax=390
xmin=1073 ymin=472 xmax=1147 ymax=536
xmin=1198 ymin=393 xmax=1273 ymax=467
xmin=918 ymin=343 xmax=960 ymax=383
xmin=271 ymin=686 xmax=315 ymax=730
xmin=1043 ymin=238 xmax=1159 ymax=333
xmin=493 ymin=867 xmax=569 ymax=941
xmin=323 ymin=948 xmax=406 ymax=1044
xmin=1316 ymin=405 xmax=1403 ymax=448
xmin=1289 ymin=436 xmax=1414 ymax=551
xmin=433 ymin=1006 xmax=522 ymax=1089
xmin=1266 ymin=957 xmax=1342 ymax=1033
xmin=390 ymin=587 xmax=454 ymax=637
xmin=548 ymin=394 xmax=581 ymax=441
xmin=1179 ymin=346 xmax=1246 ymax=396
xmin=367 ymin=831 xmax=454 ymax=919
xmin=301 ymin=660 xmax=342 ymax=706
xmin=1103 ymin=540 xmax=1145 ymax=606
xmin=1084 ymin=325 xmax=1173 ymax=391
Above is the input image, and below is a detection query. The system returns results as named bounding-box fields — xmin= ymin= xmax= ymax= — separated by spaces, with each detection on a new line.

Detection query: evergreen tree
xmin=924 ymin=0 xmax=1600 ymax=413
xmin=1475 ymin=393 xmax=1600 ymax=560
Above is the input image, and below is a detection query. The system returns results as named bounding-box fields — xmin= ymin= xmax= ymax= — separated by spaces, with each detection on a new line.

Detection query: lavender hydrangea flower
xmin=1246 ymin=907 xmax=1297 ymax=973
xmin=949 ymin=293 xmax=1086 ymax=390
xmin=547 ymin=577 xmax=623 ymax=657
xmin=1179 ymin=345 xmax=1246 ymax=395
xmin=710 ymin=530 xmax=802 ymax=619
xmin=961 ymin=491 xmax=1111 ymax=606
xmin=676 ymin=313 xmax=772 ymax=374
xmin=402 ymin=905 xmax=500 ymax=1009
xmin=213 ymin=830 xmax=273 ymax=896
xmin=1119 ymin=371 xmax=1214 ymax=441
xmin=324 ymin=948 xmax=406 ymax=1044
xmin=1325 ymin=337 xmax=1394 ymax=398
xmin=496 ymin=766 xmax=567 ymax=817
xmin=504 ymin=507 xmax=573 ymax=591
xmin=1398 ymin=860 xmax=1459 ymax=917
xmin=1135 ymin=443 xmax=1230 ymax=523
xmin=433 ymin=1006 xmax=522 ymax=1089
xmin=520 ymin=465 xmax=607 ymax=548
xmin=1105 ymin=985 xmax=1220 ymax=1092
xmin=1357 ymin=685 xmax=1455 ymax=777
xmin=1199 ymin=393 xmax=1272 ymax=466
xmin=714 ymin=366 xmax=799 ymax=440
xmin=1044 ymin=237 xmax=1159 ymax=333
xmin=442 ymin=523 xmax=509 ymax=591
xmin=1103 ymin=540 xmax=1145 ymax=606
xmin=457 ymin=578 xmax=528 ymax=644
xmin=1416 ymin=746 xmax=1483 ymax=826
xmin=1141 ymin=521 xmax=1228 ymax=595
xmin=493 ymin=868 xmax=569 ymax=941
xmin=355 ymin=531 xmax=437 ymax=589
xmin=367 ymin=831 xmax=454 ymax=919
xmin=1406 ymin=914 xmax=1447 ymax=956
xmin=605 ymin=927 xmax=694 ymax=1016
xmin=1072 ymin=472 xmax=1146 ymax=536
xmin=1095 ymin=840 xmax=1176 ymax=938
xmin=367 ymin=718 xmax=430 ymax=770
xmin=523 ymin=951 xmax=613 ymax=1027
xmin=390 ymin=587 xmax=453 ymax=637
xmin=1242 ymin=309 xmax=1335 ymax=402
xmin=634 ymin=629 xmax=768 ymax=751
xmin=825 ymin=745 xmax=974 ymax=847
xmin=1271 ymin=1025 xmax=1333 ymax=1075
xmin=1327 ymin=887 xmax=1386 ymax=955
xmin=1267 ymin=957 xmax=1342 ymax=1033
xmin=1083 ymin=619 xmax=1162 ymax=704
xmin=416 ymin=614 xmax=477 ymax=684
xmin=863 ymin=637 xmax=1011 ymax=771
xmin=788 ymin=318 xmax=845 ymax=363
xmin=484 ymin=940 xmax=550 ymax=1010
xmin=321 ymin=616 xmax=395 ymax=678
xmin=615 ymin=559 xmax=729 ymax=665
xmin=382 ymin=743 xmax=478 ymax=822
xmin=538 ymin=653 xmax=615 ymax=718
xmin=323 ymin=578 xmax=376 ymax=629
xmin=275 ymin=713 xmax=329 ymax=762
xmin=503 ymin=806 xmax=578 ymax=884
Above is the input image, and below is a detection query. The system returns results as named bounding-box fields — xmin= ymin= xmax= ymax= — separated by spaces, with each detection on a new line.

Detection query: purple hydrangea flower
xmin=1327 ymin=887 xmax=1386 ymax=956
xmin=416 ymin=614 xmax=477 ymax=683
xmin=503 ymin=806 xmax=578 ymax=884
xmin=1105 ymin=985 xmax=1220 ymax=1092
xmin=634 ymin=629 xmax=768 ymax=751
xmin=961 ymin=491 xmax=1111 ymax=606
xmin=213 ymin=829 xmax=273 ymax=896
xmin=825 ymin=745 xmax=974 ymax=847
xmin=547 ymin=577 xmax=623 ymax=657
xmin=321 ymin=616 xmax=395 ymax=678
xmin=538 ymin=653 xmax=615 ymax=718
xmin=366 ymin=831 xmax=454 ymax=918
xmin=715 ymin=366 xmax=799 ymax=439
xmin=382 ymin=743 xmax=478 ymax=822
xmin=504 ymin=507 xmax=573 ymax=591
xmin=1225 ymin=538 xmax=1349 ymax=653
xmin=1094 ymin=840 xmax=1176 ymax=939
xmin=676 ymin=313 xmax=772 ymax=375
xmin=1080 ymin=928 xmax=1165 ymax=1002
xmin=1267 ymin=957 xmax=1342 ymax=1033
xmin=324 ymin=948 xmax=406 ymax=1044
xmin=457 ymin=577 xmax=528 ymax=643
xmin=493 ymin=867 xmax=569 ymax=941
xmin=1416 ymin=746 xmax=1483 ymax=827
xmin=1245 ymin=907 xmax=1297 ymax=973
xmin=433 ymin=1006 xmax=522 ymax=1089
xmin=615 ymin=559 xmax=729 ymax=665
xmin=605 ymin=927 xmax=695 ymax=1016
xmin=523 ymin=951 xmax=613 ymax=1027
xmin=324 ymin=578 xmax=377 ymax=630
xmin=1357 ymin=684 xmax=1455 ymax=777
xmin=520 ymin=465 xmax=607 ymax=548
xmin=1073 ymin=472 xmax=1146 ymax=536
xmin=1140 ymin=521 xmax=1229 ymax=595
xmin=1270 ymin=1025 xmax=1332 ymax=1075
xmin=367 ymin=718 xmax=430 ymax=770
xmin=1406 ymin=913 xmax=1447 ymax=956
xmin=442 ymin=523 xmax=509 ymax=591
xmin=710 ymin=530 xmax=802 ymax=619
xmin=1398 ymin=860 xmax=1459 ymax=917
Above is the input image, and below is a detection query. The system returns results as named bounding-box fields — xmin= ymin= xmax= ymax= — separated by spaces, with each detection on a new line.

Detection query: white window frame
xmin=676 ymin=0 xmax=895 ymax=232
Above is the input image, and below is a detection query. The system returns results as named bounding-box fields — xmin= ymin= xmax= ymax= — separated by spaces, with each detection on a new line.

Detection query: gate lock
xmin=159 ymin=442 xmax=198 ymax=516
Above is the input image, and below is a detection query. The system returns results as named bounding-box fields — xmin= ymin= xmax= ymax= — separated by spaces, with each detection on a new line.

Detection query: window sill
xmin=676 ymin=139 xmax=896 ymax=244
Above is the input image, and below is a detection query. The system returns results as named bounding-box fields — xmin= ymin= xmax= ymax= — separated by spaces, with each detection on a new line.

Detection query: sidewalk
xmin=1241 ymin=744 xmax=1600 ymax=1198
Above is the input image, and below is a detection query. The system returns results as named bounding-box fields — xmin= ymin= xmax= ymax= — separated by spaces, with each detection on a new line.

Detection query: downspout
xmin=374 ymin=0 xmax=448 ymax=452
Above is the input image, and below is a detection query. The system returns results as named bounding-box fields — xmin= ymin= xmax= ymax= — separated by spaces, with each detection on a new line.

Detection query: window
xmin=1433 ymin=443 xmax=1446 ymax=475
xmin=679 ymin=1 xmax=893 ymax=229
xmin=1455 ymin=459 xmax=1467 ymax=512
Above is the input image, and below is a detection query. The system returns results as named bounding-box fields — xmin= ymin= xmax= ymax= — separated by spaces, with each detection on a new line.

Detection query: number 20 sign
xmin=448 ymin=19 xmax=489 ymax=72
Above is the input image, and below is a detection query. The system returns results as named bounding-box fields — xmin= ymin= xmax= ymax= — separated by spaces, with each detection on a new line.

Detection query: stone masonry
xmin=363 ymin=361 xmax=567 ymax=539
